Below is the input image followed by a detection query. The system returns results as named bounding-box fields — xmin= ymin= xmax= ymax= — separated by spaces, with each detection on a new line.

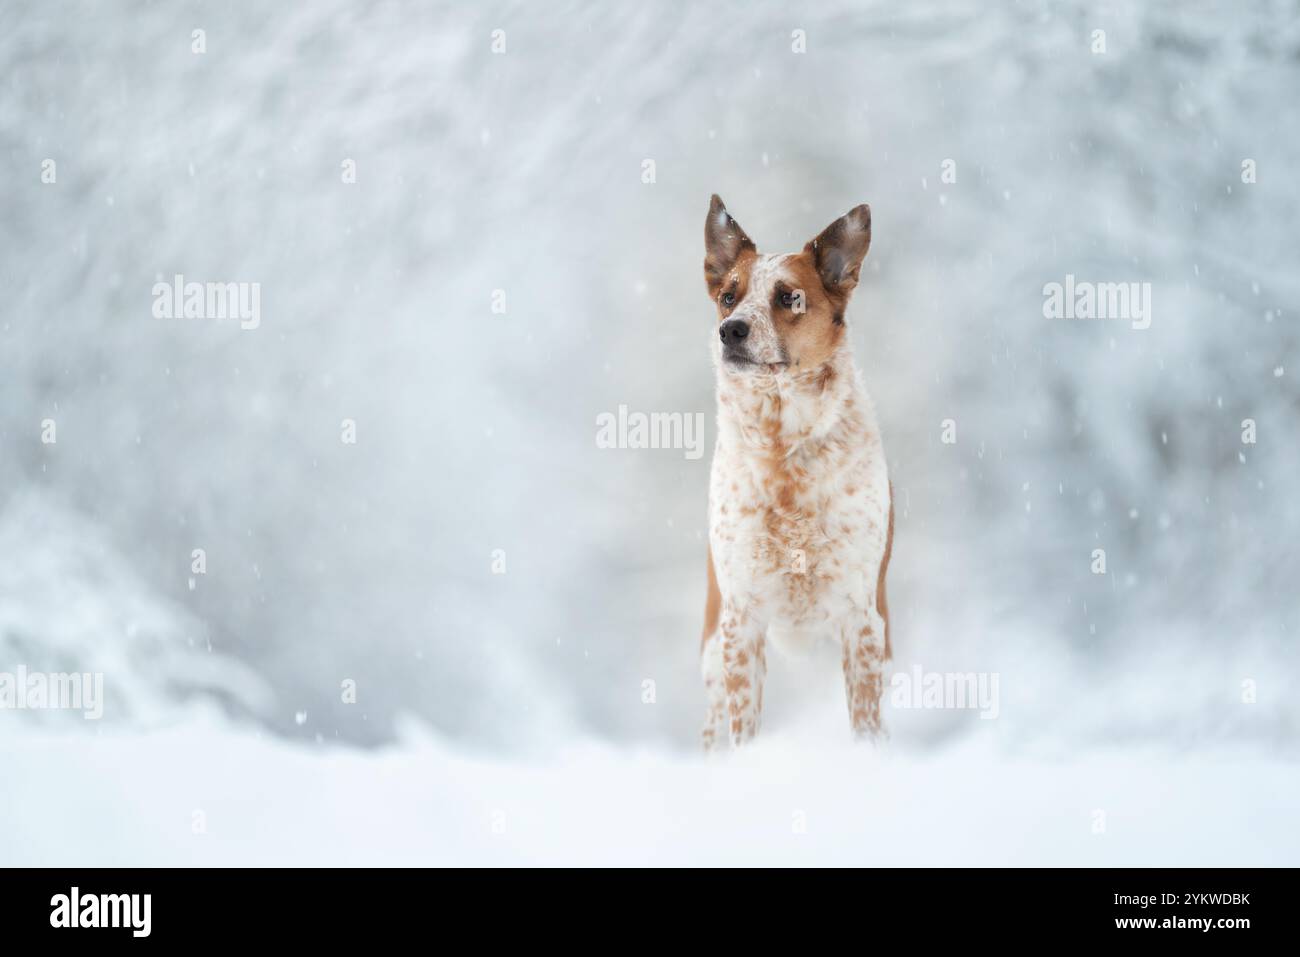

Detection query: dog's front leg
xmin=719 ymin=602 xmax=766 ymax=747
xmin=841 ymin=604 xmax=888 ymax=741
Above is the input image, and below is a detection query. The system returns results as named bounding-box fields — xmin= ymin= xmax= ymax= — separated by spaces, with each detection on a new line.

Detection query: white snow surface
xmin=3 ymin=710 xmax=1295 ymax=867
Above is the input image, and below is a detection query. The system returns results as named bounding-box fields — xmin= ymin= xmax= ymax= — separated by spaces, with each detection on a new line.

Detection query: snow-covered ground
xmin=2 ymin=1 xmax=1298 ymax=865
xmin=4 ymin=710 xmax=1296 ymax=866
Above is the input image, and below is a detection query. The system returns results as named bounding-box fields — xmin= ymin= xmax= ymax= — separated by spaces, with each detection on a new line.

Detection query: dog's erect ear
xmin=805 ymin=204 xmax=871 ymax=297
xmin=704 ymin=194 xmax=755 ymax=293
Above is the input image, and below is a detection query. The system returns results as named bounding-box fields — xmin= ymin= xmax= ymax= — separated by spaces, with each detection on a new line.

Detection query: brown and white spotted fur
xmin=699 ymin=194 xmax=894 ymax=749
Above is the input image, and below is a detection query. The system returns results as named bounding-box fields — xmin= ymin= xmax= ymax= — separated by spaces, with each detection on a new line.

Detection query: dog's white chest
xmin=708 ymin=368 xmax=890 ymax=651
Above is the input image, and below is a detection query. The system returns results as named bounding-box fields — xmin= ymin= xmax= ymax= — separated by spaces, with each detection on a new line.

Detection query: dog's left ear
xmin=806 ymin=204 xmax=871 ymax=297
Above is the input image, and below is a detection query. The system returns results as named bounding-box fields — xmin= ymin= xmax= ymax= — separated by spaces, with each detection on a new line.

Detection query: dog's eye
xmin=779 ymin=292 xmax=795 ymax=308
xmin=722 ymin=292 xmax=736 ymax=307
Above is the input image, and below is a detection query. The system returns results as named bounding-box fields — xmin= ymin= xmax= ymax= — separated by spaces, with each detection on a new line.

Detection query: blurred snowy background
xmin=2 ymin=0 xmax=1297 ymax=864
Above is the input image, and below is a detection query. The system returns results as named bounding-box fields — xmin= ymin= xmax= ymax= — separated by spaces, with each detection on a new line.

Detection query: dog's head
xmin=703 ymin=194 xmax=871 ymax=378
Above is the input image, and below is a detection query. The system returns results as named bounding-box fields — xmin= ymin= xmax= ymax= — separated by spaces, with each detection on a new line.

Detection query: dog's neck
xmin=715 ymin=347 xmax=867 ymax=457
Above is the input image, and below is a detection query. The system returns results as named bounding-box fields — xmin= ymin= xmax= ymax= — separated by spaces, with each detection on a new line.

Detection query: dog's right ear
xmin=704 ymin=194 xmax=755 ymax=295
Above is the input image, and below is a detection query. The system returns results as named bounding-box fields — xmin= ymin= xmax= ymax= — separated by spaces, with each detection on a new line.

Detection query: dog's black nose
xmin=719 ymin=319 xmax=750 ymax=343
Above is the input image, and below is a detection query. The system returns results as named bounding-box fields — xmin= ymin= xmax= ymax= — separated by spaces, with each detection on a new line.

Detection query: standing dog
xmin=700 ymin=195 xmax=893 ymax=749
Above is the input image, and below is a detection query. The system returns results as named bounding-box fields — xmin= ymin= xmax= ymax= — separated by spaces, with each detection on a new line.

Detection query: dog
xmin=699 ymin=195 xmax=893 ymax=749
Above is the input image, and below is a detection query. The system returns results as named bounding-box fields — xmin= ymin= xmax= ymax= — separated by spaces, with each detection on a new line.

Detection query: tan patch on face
xmin=708 ymin=247 xmax=757 ymax=320
xmin=775 ymin=251 xmax=847 ymax=372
